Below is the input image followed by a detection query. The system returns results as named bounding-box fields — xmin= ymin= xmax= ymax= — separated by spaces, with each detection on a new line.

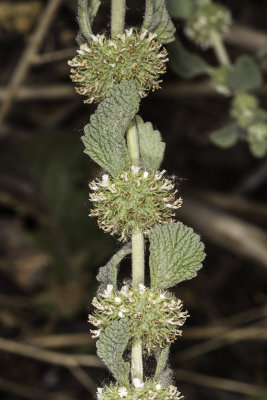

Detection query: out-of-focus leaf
xmin=167 ymin=37 xmax=209 ymax=79
xmin=209 ymin=123 xmax=240 ymax=148
xmin=227 ymin=56 xmax=262 ymax=93
xmin=166 ymin=0 xmax=194 ymax=19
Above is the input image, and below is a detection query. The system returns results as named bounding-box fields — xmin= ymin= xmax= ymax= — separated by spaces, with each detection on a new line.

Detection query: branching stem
xmin=211 ymin=31 xmax=231 ymax=66
xmin=111 ymin=0 xmax=126 ymax=37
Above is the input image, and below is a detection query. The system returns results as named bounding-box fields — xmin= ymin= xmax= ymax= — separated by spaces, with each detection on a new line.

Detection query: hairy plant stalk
xmin=210 ymin=31 xmax=231 ymax=66
xmin=111 ymin=0 xmax=126 ymax=37
xmin=127 ymin=121 xmax=145 ymax=381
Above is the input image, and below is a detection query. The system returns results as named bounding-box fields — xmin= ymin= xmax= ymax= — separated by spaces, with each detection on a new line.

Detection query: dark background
xmin=0 ymin=0 xmax=266 ymax=399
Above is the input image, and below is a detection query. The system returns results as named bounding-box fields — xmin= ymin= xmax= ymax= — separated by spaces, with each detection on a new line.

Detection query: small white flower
xmin=126 ymin=28 xmax=133 ymax=36
xmin=101 ymin=284 xmax=113 ymax=298
xmin=118 ymin=311 xmax=125 ymax=318
xmin=115 ymin=297 xmax=121 ymax=303
xmin=91 ymin=329 xmax=101 ymax=338
xmin=91 ymin=34 xmax=99 ymax=42
xmin=138 ymin=283 xmax=146 ymax=295
xmin=143 ymin=171 xmax=149 ymax=179
xmin=120 ymin=285 xmax=129 ymax=296
xmin=97 ymin=388 xmax=103 ymax=400
xmin=160 ymin=293 xmax=165 ymax=299
xmin=118 ymin=387 xmax=128 ymax=398
xmin=131 ymin=165 xmax=140 ymax=175
xmin=101 ymin=174 xmax=109 ymax=187
xmin=156 ymin=384 xmax=161 ymax=390
xmin=140 ymin=29 xmax=148 ymax=40
xmin=133 ymin=378 xmax=144 ymax=390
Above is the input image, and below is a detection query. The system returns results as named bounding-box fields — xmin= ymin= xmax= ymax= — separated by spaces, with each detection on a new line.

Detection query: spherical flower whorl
xmin=68 ymin=28 xmax=168 ymax=103
xmin=231 ymin=93 xmax=259 ymax=129
xmin=89 ymin=284 xmax=188 ymax=354
xmin=89 ymin=167 xmax=182 ymax=242
xmin=96 ymin=381 xmax=183 ymax=400
xmin=185 ymin=3 xmax=231 ymax=48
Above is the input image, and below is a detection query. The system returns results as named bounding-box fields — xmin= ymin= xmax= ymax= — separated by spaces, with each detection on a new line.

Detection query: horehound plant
xmin=167 ymin=0 xmax=267 ymax=157
xmin=69 ymin=1 xmax=206 ymax=399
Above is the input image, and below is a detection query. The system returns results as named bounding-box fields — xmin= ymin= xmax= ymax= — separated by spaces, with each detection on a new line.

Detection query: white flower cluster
xmin=96 ymin=382 xmax=183 ymax=400
xmin=89 ymin=284 xmax=189 ymax=352
xmin=89 ymin=167 xmax=182 ymax=242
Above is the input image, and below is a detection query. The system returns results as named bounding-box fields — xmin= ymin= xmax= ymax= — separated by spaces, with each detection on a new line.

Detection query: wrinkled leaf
xmin=227 ymin=56 xmax=262 ymax=93
xmin=167 ymin=0 xmax=194 ymax=19
xmin=167 ymin=37 xmax=209 ymax=79
xmin=97 ymin=319 xmax=131 ymax=384
xmin=209 ymin=123 xmax=240 ymax=148
xmin=155 ymin=346 xmax=170 ymax=380
xmin=149 ymin=222 xmax=205 ymax=290
xmin=78 ymin=0 xmax=101 ymax=41
xmin=97 ymin=243 xmax=131 ymax=290
xmin=82 ymin=81 xmax=140 ymax=177
xmin=143 ymin=0 xmax=176 ymax=44
xmin=136 ymin=115 xmax=165 ymax=170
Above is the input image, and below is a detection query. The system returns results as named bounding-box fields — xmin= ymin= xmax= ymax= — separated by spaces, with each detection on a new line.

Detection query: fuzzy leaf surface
xmin=136 ymin=115 xmax=165 ymax=170
xmin=227 ymin=56 xmax=262 ymax=93
xmin=167 ymin=37 xmax=208 ymax=79
xmin=149 ymin=222 xmax=205 ymax=290
xmin=209 ymin=123 xmax=240 ymax=148
xmin=96 ymin=319 xmax=131 ymax=384
xmin=78 ymin=0 xmax=101 ymax=41
xmin=143 ymin=0 xmax=176 ymax=44
xmin=155 ymin=346 xmax=170 ymax=380
xmin=167 ymin=0 xmax=194 ymax=19
xmin=97 ymin=243 xmax=131 ymax=290
xmin=82 ymin=81 xmax=140 ymax=177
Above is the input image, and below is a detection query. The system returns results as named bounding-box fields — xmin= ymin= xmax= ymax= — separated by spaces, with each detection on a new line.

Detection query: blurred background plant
xmin=0 ymin=0 xmax=266 ymax=399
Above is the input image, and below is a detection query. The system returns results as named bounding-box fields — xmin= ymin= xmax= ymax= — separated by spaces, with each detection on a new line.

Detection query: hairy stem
xmin=111 ymin=0 xmax=126 ymax=37
xmin=127 ymin=119 xmax=140 ymax=167
xmin=126 ymin=120 xmax=144 ymax=382
xmin=210 ymin=31 xmax=231 ymax=66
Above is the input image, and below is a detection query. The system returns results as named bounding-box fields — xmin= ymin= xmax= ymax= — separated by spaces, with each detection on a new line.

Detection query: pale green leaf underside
xmin=96 ymin=319 xmax=131 ymax=385
xmin=82 ymin=81 xmax=140 ymax=177
xmin=78 ymin=0 xmax=101 ymax=40
xmin=143 ymin=0 xmax=176 ymax=44
xmin=97 ymin=243 xmax=132 ymax=290
xmin=149 ymin=222 xmax=205 ymax=290
xmin=227 ymin=55 xmax=262 ymax=93
xmin=209 ymin=122 xmax=240 ymax=148
xmin=166 ymin=0 xmax=194 ymax=19
xmin=136 ymin=115 xmax=165 ymax=170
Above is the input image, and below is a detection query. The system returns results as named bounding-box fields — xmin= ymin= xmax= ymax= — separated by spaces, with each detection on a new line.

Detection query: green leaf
xmin=96 ymin=319 xmax=131 ymax=385
xmin=248 ymin=138 xmax=267 ymax=158
xmin=135 ymin=115 xmax=165 ymax=170
xmin=209 ymin=123 xmax=240 ymax=148
xmin=143 ymin=0 xmax=176 ymax=44
xmin=82 ymin=80 xmax=140 ymax=177
xmin=97 ymin=243 xmax=131 ymax=290
xmin=155 ymin=346 xmax=170 ymax=380
xmin=78 ymin=0 xmax=101 ymax=41
xmin=167 ymin=37 xmax=209 ymax=79
xmin=149 ymin=222 xmax=205 ymax=290
xmin=166 ymin=0 xmax=194 ymax=19
xmin=227 ymin=56 xmax=262 ymax=93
